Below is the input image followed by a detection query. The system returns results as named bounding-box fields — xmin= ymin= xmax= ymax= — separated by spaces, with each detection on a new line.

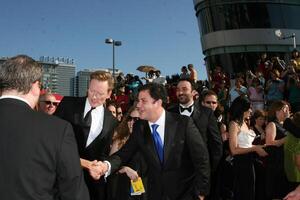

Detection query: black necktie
xmin=82 ymin=107 xmax=95 ymax=145
xmin=83 ymin=107 xmax=95 ymax=127
xmin=179 ymin=105 xmax=193 ymax=113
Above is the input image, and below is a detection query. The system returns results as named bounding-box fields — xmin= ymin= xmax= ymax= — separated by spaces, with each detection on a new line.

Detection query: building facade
xmin=193 ymin=0 xmax=300 ymax=75
xmin=39 ymin=56 xmax=75 ymax=96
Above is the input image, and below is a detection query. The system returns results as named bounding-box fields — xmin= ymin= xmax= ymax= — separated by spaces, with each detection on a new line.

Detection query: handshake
xmin=80 ymin=159 xmax=109 ymax=180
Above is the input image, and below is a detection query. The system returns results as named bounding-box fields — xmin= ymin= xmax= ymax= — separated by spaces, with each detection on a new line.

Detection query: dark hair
xmin=201 ymin=89 xmax=217 ymax=102
xmin=177 ymin=78 xmax=196 ymax=90
xmin=0 ymin=55 xmax=43 ymax=94
xmin=113 ymin=105 xmax=136 ymax=144
xmin=229 ymin=96 xmax=251 ymax=125
xmin=250 ymin=109 xmax=266 ymax=126
xmin=268 ymin=100 xmax=289 ymax=121
xmin=138 ymin=83 xmax=168 ymax=108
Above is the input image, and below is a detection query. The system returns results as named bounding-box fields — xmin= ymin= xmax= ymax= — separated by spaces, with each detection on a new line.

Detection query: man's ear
xmin=156 ymin=99 xmax=163 ymax=107
xmin=107 ymin=90 xmax=112 ymax=99
xmin=31 ymin=81 xmax=41 ymax=97
xmin=192 ymin=89 xmax=197 ymax=97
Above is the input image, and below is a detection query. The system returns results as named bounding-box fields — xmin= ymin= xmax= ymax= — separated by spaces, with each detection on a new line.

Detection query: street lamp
xmin=275 ymin=29 xmax=296 ymax=49
xmin=105 ymin=38 xmax=122 ymax=79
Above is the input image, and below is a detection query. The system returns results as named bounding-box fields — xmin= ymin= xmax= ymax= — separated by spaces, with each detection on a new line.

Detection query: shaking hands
xmin=80 ymin=159 xmax=109 ymax=180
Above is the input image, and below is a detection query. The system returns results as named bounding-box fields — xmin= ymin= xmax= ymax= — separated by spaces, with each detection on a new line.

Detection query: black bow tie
xmin=179 ymin=105 xmax=193 ymax=113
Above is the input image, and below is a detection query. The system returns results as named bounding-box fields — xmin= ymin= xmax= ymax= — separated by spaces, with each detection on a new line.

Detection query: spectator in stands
xmin=286 ymin=66 xmax=300 ymax=113
xmin=188 ymin=64 xmax=198 ymax=83
xmin=248 ymin=77 xmax=265 ymax=112
xmin=179 ymin=66 xmax=190 ymax=79
xmin=265 ymin=69 xmax=285 ymax=107
xmin=38 ymin=91 xmax=60 ymax=115
xmin=292 ymin=49 xmax=300 ymax=72
xmin=229 ymin=78 xmax=247 ymax=105
xmin=115 ymin=86 xmax=130 ymax=114
xmin=153 ymin=70 xmax=167 ymax=85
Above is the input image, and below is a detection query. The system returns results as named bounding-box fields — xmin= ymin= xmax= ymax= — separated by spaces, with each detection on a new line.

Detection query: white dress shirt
xmin=148 ymin=109 xmax=166 ymax=145
xmin=84 ymin=99 xmax=104 ymax=147
xmin=179 ymin=101 xmax=194 ymax=117
xmin=0 ymin=95 xmax=31 ymax=107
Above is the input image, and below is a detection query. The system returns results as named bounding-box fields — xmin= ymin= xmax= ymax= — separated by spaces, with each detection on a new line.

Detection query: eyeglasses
xmin=41 ymin=101 xmax=59 ymax=106
xmin=205 ymin=101 xmax=217 ymax=105
xmin=128 ymin=116 xmax=139 ymax=122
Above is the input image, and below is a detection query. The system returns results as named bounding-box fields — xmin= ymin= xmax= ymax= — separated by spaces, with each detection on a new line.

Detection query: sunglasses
xmin=128 ymin=116 xmax=139 ymax=122
xmin=205 ymin=101 xmax=217 ymax=105
xmin=41 ymin=101 xmax=59 ymax=106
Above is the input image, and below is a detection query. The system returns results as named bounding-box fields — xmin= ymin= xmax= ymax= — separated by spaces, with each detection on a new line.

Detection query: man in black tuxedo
xmin=55 ymin=71 xmax=118 ymax=200
xmin=97 ymin=83 xmax=210 ymax=200
xmin=168 ymin=79 xmax=223 ymax=173
xmin=0 ymin=55 xmax=89 ymax=200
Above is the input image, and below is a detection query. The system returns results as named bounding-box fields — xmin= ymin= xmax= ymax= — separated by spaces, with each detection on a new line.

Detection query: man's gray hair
xmin=0 ymin=55 xmax=43 ymax=94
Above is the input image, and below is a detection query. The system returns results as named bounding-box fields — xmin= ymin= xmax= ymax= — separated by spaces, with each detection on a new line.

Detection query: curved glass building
xmin=193 ymin=0 xmax=300 ymax=75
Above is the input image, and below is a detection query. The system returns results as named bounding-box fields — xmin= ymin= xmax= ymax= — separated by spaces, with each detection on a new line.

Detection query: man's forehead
xmin=178 ymin=80 xmax=192 ymax=86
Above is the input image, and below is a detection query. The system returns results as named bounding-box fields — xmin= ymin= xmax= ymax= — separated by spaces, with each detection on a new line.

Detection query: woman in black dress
xmin=265 ymin=100 xmax=291 ymax=199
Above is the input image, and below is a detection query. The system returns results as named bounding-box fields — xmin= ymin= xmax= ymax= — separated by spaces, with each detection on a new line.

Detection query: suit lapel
xmin=74 ymin=98 xmax=86 ymax=125
xmin=163 ymin=112 xmax=177 ymax=164
xmin=99 ymin=109 xmax=113 ymax=139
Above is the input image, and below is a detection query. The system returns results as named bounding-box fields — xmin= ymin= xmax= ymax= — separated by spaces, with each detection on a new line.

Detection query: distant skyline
xmin=0 ymin=0 xmax=207 ymax=79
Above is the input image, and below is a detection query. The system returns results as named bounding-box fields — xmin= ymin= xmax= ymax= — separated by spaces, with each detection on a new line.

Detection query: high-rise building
xmin=39 ymin=56 xmax=75 ymax=96
xmin=193 ymin=0 xmax=300 ymax=75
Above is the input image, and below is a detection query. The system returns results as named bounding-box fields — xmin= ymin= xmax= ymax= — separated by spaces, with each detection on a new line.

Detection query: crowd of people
xmin=1 ymin=53 xmax=300 ymax=200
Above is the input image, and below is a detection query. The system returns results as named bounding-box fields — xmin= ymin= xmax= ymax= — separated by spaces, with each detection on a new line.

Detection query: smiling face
xmin=39 ymin=94 xmax=59 ymax=115
xmin=176 ymin=80 xmax=195 ymax=106
xmin=136 ymin=90 xmax=162 ymax=122
xmin=87 ymin=79 xmax=112 ymax=108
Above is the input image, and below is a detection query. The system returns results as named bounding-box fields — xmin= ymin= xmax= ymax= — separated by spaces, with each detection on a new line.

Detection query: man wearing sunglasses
xmin=38 ymin=92 xmax=60 ymax=115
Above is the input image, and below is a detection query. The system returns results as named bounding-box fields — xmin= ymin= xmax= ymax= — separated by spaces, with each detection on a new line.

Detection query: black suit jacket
xmin=107 ymin=111 xmax=210 ymax=200
xmin=54 ymin=96 xmax=118 ymax=199
xmin=168 ymin=100 xmax=223 ymax=172
xmin=0 ymin=98 xmax=89 ymax=200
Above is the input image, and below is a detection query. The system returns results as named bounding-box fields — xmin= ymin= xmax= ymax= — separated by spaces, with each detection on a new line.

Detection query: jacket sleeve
xmin=56 ymin=122 xmax=90 ymax=200
xmin=186 ymin=118 xmax=210 ymax=196
xmin=207 ymin=110 xmax=223 ymax=172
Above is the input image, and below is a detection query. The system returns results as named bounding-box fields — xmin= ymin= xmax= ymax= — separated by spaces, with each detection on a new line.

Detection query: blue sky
xmin=0 ymin=0 xmax=207 ymax=79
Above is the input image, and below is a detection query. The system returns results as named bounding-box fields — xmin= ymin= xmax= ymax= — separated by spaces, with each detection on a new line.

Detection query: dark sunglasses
xmin=205 ymin=101 xmax=217 ymax=105
xmin=128 ymin=116 xmax=139 ymax=122
xmin=42 ymin=101 xmax=59 ymax=106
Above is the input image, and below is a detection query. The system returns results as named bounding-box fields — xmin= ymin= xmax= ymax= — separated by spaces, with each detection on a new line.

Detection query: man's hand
xmin=88 ymin=161 xmax=109 ymax=180
xmin=198 ymin=195 xmax=204 ymax=200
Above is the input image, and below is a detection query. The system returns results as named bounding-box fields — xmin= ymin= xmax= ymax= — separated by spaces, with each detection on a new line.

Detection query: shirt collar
xmin=179 ymin=100 xmax=194 ymax=108
xmin=149 ymin=109 xmax=166 ymax=128
xmin=0 ymin=95 xmax=31 ymax=107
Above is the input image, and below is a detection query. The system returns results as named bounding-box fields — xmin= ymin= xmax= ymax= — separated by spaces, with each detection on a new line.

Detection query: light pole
xmin=105 ymin=38 xmax=122 ymax=79
xmin=275 ymin=29 xmax=296 ymax=49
